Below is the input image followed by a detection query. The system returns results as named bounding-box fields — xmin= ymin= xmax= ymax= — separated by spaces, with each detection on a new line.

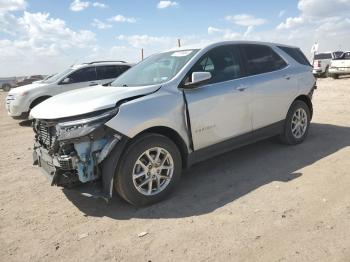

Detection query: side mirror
xmin=61 ymin=77 xmax=71 ymax=84
xmin=185 ymin=72 xmax=211 ymax=87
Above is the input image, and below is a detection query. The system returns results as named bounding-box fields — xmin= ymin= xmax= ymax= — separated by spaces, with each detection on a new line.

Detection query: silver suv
xmin=31 ymin=41 xmax=315 ymax=206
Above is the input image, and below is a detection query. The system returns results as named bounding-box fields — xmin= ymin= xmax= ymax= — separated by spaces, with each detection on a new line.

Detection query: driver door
xmin=184 ymin=45 xmax=253 ymax=150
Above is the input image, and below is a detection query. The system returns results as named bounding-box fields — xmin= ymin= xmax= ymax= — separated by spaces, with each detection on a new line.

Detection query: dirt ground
xmin=0 ymin=77 xmax=350 ymax=262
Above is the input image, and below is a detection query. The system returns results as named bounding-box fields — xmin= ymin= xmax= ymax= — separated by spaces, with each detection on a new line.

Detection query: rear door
xmin=184 ymin=44 xmax=253 ymax=150
xmin=240 ymin=44 xmax=297 ymax=130
xmin=60 ymin=66 xmax=98 ymax=92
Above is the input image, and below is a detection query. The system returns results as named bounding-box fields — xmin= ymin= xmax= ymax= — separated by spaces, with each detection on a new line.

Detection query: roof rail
xmin=85 ymin=60 xmax=127 ymax=64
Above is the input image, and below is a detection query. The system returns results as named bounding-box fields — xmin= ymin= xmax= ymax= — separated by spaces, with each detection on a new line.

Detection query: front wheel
xmin=2 ymin=84 xmax=11 ymax=92
xmin=332 ymin=74 xmax=339 ymax=79
xmin=280 ymin=100 xmax=311 ymax=145
xmin=115 ymin=133 xmax=182 ymax=206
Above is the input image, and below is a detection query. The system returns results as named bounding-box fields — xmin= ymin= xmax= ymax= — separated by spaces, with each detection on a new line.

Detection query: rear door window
xmin=68 ymin=67 xmax=97 ymax=83
xmin=241 ymin=44 xmax=287 ymax=76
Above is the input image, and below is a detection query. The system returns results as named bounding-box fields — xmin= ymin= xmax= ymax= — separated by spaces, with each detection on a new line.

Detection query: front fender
xmin=105 ymin=90 xmax=190 ymax=148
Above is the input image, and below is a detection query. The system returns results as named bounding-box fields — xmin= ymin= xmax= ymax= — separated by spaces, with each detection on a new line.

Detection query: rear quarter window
xmin=278 ymin=46 xmax=311 ymax=66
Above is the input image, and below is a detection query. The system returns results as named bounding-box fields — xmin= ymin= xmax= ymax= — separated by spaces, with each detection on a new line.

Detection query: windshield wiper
xmin=122 ymin=84 xmax=128 ymax=87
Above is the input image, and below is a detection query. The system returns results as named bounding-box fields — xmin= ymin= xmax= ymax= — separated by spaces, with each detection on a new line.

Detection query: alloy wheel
xmin=291 ymin=108 xmax=308 ymax=139
xmin=132 ymin=147 xmax=174 ymax=196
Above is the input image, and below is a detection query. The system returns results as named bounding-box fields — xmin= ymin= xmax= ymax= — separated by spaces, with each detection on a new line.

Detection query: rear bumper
xmin=329 ymin=67 xmax=350 ymax=75
xmin=312 ymin=69 xmax=323 ymax=75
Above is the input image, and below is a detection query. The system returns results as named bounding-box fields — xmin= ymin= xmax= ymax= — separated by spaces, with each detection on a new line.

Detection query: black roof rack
xmin=85 ymin=60 xmax=127 ymax=64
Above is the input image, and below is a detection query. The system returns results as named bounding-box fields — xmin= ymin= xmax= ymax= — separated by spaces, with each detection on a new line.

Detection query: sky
xmin=0 ymin=0 xmax=350 ymax=77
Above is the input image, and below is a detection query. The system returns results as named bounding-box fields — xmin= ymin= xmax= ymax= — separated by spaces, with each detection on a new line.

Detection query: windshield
xmin=111 ymin=49 xmax=199 ymax=87
xmin=42 ymin=68 xmax=73 ymax=84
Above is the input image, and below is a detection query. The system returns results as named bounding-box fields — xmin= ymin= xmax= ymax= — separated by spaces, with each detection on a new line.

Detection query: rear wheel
xmin=332 ymin=74 xmax=339 ymax=79
xmin=323 ymin=67 xmax=329 ymax=78
xmin=115 ymin=133 xmax=182 ymax=206
xmin=280 ymin=100 xmax=311 ymax=145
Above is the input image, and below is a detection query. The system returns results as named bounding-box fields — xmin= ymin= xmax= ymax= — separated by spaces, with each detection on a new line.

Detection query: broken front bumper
xmin=33 ymin=147 xmax=111 ymax=199
xmin=33 ymin=145 xmax=79 ymax=186
xmin=33 ymin=134 xmax=126 ymax=198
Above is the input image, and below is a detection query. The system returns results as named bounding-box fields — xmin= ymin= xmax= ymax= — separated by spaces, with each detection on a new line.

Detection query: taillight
xmin=314 ymin=60 xmax=321 ymax=67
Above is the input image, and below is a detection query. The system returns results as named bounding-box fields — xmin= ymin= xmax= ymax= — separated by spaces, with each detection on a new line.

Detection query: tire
xmin=280 ymin=100 xmax=311 ymax=145
xmin=2 ymin=84 xmax=11 ymax=92
xmin=115 ymin=133 xmax=182 ymax=206
xmin=323 ymin=67 xmax=329 ymax=78
xmin=332 ymin=74 xmax=339 ymax=79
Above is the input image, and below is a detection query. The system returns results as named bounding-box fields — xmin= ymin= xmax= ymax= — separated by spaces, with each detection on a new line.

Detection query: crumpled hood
xmin=9 ymin=82 xmax=47 ymax=95
xmin=30 ymin=84 xmax=160 ymax=120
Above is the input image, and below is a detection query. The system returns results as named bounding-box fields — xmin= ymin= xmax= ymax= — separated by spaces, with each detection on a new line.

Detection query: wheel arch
xmin=293 ymin=94 xmax=313 ymax=119
xmin=29 ymin=95 xmax=51 ymax=109
xmin=135 ymin=126 xmax=190 ymax=169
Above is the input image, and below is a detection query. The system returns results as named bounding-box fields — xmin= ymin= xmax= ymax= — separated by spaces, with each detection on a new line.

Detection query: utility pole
xmin=177 ymin=39 xmax=181 ymax=47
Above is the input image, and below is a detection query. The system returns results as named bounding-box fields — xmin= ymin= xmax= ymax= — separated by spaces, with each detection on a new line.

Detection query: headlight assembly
xmin=56 ymin=108 xmax=118 ymax=141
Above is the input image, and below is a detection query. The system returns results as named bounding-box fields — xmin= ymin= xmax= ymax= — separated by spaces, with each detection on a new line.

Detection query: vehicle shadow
xmin=324 ymin=75 xmax=350 ymax=80
xmin=63 ymin=123 xmax=350 ymax=219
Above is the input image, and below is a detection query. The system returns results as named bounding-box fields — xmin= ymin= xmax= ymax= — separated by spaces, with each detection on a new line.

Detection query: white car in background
xmin=312 ymin=51 xmax=343 ymax=77
xmin=5 ymin=61 xmax=132 ymax=119
xmin=329 ymin=51 xmax=350 ymax=79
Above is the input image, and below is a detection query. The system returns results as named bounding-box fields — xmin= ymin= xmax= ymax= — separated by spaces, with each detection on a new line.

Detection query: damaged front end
xmin=33 ymin=108 xmax=123 ymax=197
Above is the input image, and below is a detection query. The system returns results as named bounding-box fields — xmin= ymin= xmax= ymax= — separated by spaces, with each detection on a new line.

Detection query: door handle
xmin=89 ymin=82 xmax=98 ymax=86
xmin=236 ymin=85 xmax=247 ymax=91
xmin=284 ymin=75 xmax=291 ymax=80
